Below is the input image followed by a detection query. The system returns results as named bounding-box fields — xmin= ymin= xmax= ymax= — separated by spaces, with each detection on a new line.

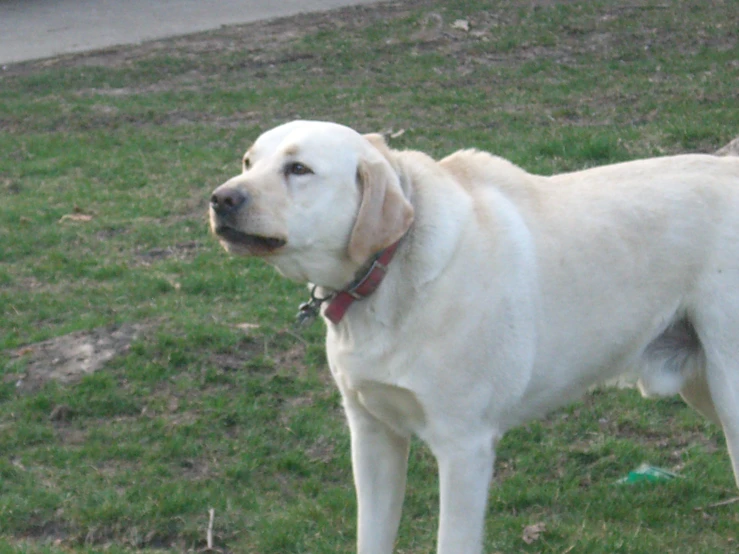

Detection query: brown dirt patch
xmin=7 ymin=323 xmax=147 ymax=392
xmin=135 ymin=240 xmax=204 ymax=265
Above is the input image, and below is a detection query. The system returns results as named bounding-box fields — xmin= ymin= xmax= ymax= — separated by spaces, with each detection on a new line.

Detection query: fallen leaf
xmin=452 ymin=19 xmax=470 ymax=31
xmin=522 ymin=522 xmax=546 ymax=544
xmin=236 ymin=323 xmax=261 ymax=332
xmin=59 ymin=213 xmax=93 ymax=222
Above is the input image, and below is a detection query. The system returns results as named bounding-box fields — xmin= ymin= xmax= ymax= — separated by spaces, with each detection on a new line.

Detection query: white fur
xmin=210 ymin=120 xmax=739 ymax=553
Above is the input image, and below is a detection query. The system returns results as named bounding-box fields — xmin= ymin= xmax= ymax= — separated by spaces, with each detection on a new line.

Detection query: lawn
xmin=1 ymin=0 xmax=738 ymax=552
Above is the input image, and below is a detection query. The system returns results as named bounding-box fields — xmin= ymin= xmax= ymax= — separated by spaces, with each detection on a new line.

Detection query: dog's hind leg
xmin=694 ymin=307 xmax=739 ymax=489
xmin=704 ymin=361 xmax=739 ymax=489
xmin=680 ymin=371 xmax=721 ymax=425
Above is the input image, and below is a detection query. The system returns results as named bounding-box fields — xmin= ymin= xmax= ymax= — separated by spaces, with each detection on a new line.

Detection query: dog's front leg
xmin=344 ymin=391 xmax=411 ymax=554
xmin=434 ymin=435 xmax=495 ymax=554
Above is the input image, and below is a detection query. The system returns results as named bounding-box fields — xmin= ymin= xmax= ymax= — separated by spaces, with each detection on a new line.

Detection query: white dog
xmin=209 ymin=120 xmax=739 ymax=553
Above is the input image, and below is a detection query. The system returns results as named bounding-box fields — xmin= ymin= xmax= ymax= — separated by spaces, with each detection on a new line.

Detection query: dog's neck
xmin=322 ymin=238 xmax=403 ymax=324
xmin=320 ymin=162 xmax=414 ymax=324
xmin=296 ymin=238 xmax=405 ymax=326
xmin=297 ymin=164 xmax=413 ymax=326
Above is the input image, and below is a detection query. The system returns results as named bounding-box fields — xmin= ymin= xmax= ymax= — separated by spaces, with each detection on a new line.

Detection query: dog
xmin=209 ymin=120 xmax=739 ymax=553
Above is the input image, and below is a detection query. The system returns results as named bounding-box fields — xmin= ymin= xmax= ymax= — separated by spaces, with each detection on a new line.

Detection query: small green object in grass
xmin=616 ymin=463 xmax=679 ymax=485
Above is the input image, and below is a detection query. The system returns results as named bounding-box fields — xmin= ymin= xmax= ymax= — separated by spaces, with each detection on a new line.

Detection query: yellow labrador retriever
xmin=209 ymin=120 xmax=739 ymax=554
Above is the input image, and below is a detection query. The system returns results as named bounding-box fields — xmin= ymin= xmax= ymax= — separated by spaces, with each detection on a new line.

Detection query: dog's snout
xmin=210 ymin=187 xmax=248 ymax=216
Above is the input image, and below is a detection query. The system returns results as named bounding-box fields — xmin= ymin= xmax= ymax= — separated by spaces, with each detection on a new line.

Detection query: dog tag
xmin=295 ymin=286 xmax=333 ymax=327
xmin=296 ymin=301 xmax=319 ymax=326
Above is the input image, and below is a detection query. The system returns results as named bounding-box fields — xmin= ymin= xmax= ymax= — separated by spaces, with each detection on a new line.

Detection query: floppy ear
xmin=347 ymin=157 xmax=414 ymax=264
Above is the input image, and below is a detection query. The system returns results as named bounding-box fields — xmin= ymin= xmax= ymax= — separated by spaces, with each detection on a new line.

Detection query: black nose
xmin=210 ymin=187 xmax=247 ymax=216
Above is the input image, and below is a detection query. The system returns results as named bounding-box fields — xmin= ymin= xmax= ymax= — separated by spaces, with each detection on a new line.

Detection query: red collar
xmin=323 ymin=240 xmax=402 ymax=324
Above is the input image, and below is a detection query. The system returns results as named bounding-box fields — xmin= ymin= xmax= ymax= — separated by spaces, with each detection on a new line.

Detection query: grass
xmin=1 ymin=0 xmax=738 ymax=551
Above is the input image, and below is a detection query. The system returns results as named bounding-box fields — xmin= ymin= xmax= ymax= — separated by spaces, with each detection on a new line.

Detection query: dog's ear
xmin=348 ymin=157 xmax=414 ymax=264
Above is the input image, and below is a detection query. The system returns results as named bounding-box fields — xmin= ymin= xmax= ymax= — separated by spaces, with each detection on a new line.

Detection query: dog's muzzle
xmin=210 ymin=186 xmax=248 ymax=218
xmin=209 ymin=186 xmax=287 ymax=255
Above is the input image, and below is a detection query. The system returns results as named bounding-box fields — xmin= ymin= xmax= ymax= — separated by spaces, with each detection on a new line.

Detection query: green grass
xmin=1 ymin=0 xmax=738 ymax=551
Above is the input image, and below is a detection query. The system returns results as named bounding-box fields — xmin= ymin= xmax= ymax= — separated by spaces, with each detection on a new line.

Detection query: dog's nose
xmin=210 ymin=187 xmax=247 ymax=216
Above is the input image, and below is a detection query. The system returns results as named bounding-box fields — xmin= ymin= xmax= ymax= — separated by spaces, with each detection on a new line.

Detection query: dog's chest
xmin=355 ymin=381 xmax=426 ymax=436
xmin=328 ymin=340 xmax=427 ymax=436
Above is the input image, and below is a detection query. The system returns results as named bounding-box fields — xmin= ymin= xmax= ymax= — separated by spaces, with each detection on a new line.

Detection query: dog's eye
xmin=243 ymin=158 xmax=251 ymax=170
xmin=285 ymin=162 xmax=313 ymax=176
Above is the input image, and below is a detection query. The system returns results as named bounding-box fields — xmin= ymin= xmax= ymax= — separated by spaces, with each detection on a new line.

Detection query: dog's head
xmin=209 ymin=120 xmax=414 ymax=288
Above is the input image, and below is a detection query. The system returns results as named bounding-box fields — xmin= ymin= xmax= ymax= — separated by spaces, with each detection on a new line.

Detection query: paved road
xmin=0 ymin=0 xmax=381 ymax=65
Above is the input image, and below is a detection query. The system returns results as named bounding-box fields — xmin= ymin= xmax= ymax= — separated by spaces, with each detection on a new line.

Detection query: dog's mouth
xmin=215 ymin=226 xmax=287 ymax=255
